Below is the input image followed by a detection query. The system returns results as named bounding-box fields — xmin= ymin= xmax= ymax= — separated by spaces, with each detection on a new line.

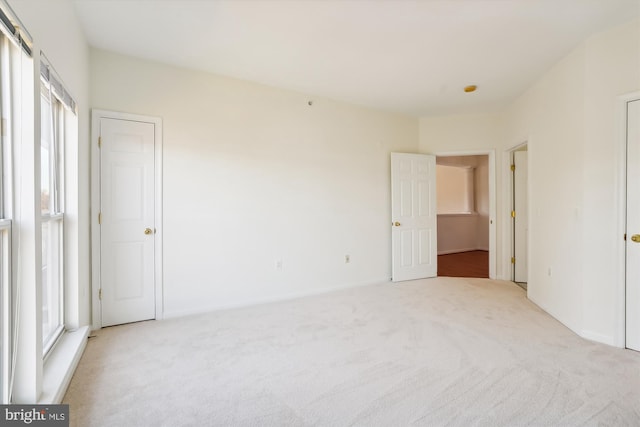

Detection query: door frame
xmin=616 ymin=91 xmax=640 ymax=348
xmin=433 ymin=149 xmax=497 ymax=279
xmin=90 ymin=109 xmax=163 ymax=330
xmin=505 ymin=141 xmax=529 ymax=285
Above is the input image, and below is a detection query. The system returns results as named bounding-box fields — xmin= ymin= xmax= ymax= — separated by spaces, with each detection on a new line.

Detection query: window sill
xmin=437 ymin=212 xmax=479 ymax=217
xmin=39 ymin=326 xmax=89 ymax=404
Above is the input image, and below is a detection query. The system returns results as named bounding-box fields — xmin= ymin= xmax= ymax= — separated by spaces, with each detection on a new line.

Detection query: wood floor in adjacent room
xmin=64 ymin=277 xmax=640 ymax=426
xmin=438 ymin=250 xmax=489 ymax=278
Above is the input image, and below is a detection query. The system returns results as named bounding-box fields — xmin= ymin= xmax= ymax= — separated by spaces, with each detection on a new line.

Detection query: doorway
xmin=91 ymin=110 xmax=163 ymax=329
xmin=434 ymin=152 xmax=495 ymax=279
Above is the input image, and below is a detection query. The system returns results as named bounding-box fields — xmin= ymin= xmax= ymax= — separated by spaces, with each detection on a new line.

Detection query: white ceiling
xmin=73 ymin=0 xmax=640 ymax=117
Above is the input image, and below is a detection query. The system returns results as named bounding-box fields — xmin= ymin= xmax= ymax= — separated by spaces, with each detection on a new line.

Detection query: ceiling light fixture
xmin=464 ymin=85 xmax=477 ymax=93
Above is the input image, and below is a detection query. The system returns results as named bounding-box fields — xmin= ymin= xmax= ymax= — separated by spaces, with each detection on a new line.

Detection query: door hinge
xmin=510 ymin=164 xmax=515 ymax=171
xmin=99 ymin=289 xmax=102 ymax=300
xmin=98 ymin=136 xmax=102 ymax=148
xmin=511 ymin=257 xmax=516 ymax=264
xmin=98 ymin=212 xmax=102 ymax=225
xmin=511 ymin=210 xmax=516 ymax=218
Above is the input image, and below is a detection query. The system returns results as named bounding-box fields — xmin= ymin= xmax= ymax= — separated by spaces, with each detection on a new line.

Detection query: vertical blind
xmin=0 ymin=2 xmax=31 ymax=56
xmin=40 ymin=59 xmax=76 ymax=113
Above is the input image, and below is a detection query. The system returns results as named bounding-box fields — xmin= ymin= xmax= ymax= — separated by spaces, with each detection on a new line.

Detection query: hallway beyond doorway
xmin=438 ymin=250 xmax=488 ymax=278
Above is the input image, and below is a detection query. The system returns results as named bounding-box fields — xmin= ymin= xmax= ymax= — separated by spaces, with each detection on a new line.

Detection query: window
xmin=0 ymin=5 xmax=32 ymax=403
xmin=0 ymin=35 xmax=12 ymax=405
xmin=39 ymin=56 xmax=76 ymax=358
xmin=436 ymin=164 xmax=475 ymax=214
xmin=40 ymin=72 xmax=65 ymax=355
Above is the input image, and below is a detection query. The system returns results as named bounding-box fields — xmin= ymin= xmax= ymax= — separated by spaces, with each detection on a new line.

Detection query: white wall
xmin=581 ymin=20 xmax=640 ymax=343
xmin=422 ymin=19 xmax=640 ymax=346
xmin=504 ymin=19 xmax=640 ymax=342
xmin=504 ymin=44 xmax=587 ymax=334
xmin=90 ymin=49 xmax=419 ymax=317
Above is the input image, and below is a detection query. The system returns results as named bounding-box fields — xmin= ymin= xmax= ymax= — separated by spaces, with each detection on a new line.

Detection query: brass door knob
xmin=144 ymin=228 xmax=153 ymax=235
xmin=631 ymin=234 xmax=640 ymax=243
xmin=393 ymin=222 xmax=401 ymax=227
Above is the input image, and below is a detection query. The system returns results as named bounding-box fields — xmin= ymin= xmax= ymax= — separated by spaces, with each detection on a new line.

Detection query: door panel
xmin=391 ymin=153 xmax=437 ymax=281
xmin=100 ymin=118 xmax=156 ymax=327
xmin=626 ymin=99 xmax=640 ymax=351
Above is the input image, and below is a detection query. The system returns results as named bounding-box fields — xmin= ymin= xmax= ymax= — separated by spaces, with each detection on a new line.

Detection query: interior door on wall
xmin=100 ymin=117 xmax=156 ymax=327
xmin=514 ymin=150 xmax=528 ymax=283
xmin=626 ymin=99 xmax=640 ymax=351
xmin=391 ymin=153 xmax=437 ymax=281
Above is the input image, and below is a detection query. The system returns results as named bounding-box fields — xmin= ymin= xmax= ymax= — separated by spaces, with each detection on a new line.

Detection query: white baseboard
xmin=527 ymin=294 xmax=600 ymax=347
xmin=437 ymin=247 xmax=483 ymax=255
xmin=580 ymin=330 xmax=618 ymax=347
xmin=162 ymin=278 xmax=390 ymax=319
xmin=40 ymin=326 xmax=90 ymax=404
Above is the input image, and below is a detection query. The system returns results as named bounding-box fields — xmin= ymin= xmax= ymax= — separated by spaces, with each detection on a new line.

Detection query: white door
xmin=626 ymin=99 xmax=640 ymax=351
xmin=100 ymin=118 xmax=156 ymax=327
xmin=391 ymin=153 xmax=437 ymax=281
xmin=514 ymin=150 xmax=528 ymax=283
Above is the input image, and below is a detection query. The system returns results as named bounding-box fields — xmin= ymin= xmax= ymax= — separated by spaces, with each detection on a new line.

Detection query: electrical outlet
xmin=276 ymin=259 xmax=283 ymax=270
xmin=345 ymin=255 xmax=350 ymax=263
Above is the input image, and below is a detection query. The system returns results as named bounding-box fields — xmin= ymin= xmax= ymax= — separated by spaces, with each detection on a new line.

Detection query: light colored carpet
xmin=63 ymin=277 xmax=640 ymax=426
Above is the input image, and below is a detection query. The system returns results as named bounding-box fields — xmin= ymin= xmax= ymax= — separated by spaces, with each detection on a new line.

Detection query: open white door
xmin=391 ymin=153 xmax=437 ymax=282
xmin=626 ymin=99 xmax=640 ymax=351
xmin=100 ymin=117 xmax=156 ymax=327
xmin=514 ymin=150 xmax=528 ymax=283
